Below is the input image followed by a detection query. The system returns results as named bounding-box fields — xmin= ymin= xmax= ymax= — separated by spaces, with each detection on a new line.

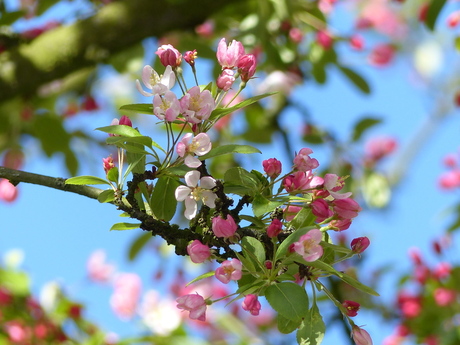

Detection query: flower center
xmin=191 ymin=187 xmax=203 ymax=201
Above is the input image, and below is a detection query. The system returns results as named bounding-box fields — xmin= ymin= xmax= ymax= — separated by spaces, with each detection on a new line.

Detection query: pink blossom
xmin=397 ymin=291 xmax=422 ymax=318
xmin=323 ymin=174 xmax=352 ymax=199
xmin=333 ymin=198 xmax=362 ymax=219
xmin=136 ymin=65 xmax=175 ymax=97
xmin=263 ymin=158 xmax=282 ymax=178
xmin=438 ymin=170 xmax=460 ymax=190
xmin=352 ymin=326 xmax=373 ymax=345
xmin=155 ymin=44 xmax=182 ymax=68
xmin=102 ymin=156 xmax=115 ymax=175
xmin=216 ymin=38 xmax=245 ymax=69
xmin=5 ymin=321 xmax=27 ymax=343
xmin=433 ymin=262 xmax=452 ymax=279
xmin=316 ymin=30 xmax=333 ymax=50
xmin=330 ymin=218 xmax=352 ymax=231
xmin=87 ymin=249 xmax=116 ymax=283
xmin=119 ymin=115 xmax=132 ymax=127
xmin=351 ymin=237 xmax=370 ymax=253
xmin=257 ymin=70 xmax=302 ymax=95
xmin=110 ymin=273 xmax=142 ymax=320
xmin=368 ymin=44 xmax=394 ymax=67
xmin=0 ymin=179 xmax=18 ymax=203
xmin=364 ymin=136 xmax=397 ymax=163
xmin=293 ymin=148 xmax=319 ymax=172
xmin=0 ymin=287 xmax=12 ymax=306
xmin=350 ymin=34 xmax=364 ymax=50
xmin=215 ymin=258 xmax=242 ymax=284
xmin=289 ymin=27 xmax=303 ymax=43
xmin=217 ymin=69 xmax=235 ymax=91
xmin=2 ymin=149 xmax=24 ymax=170
xmin=175 ymin=170 xmax=217 ymax=220
xmin=195 ymin=20 xmax=214 ymax=38
xmin=447 ymin=10 xmax=460 ymax=28
xmin=176 ymin=293 xmax=207 ymax=321
xmin=284 ymin=205 xmax=302 ymax=221
xmin=434 ymin=288 xmax=456 ymax=306
xmin=311 ymin=199 xmax=333 ymax=222
xmin=211 ymin=214 xmax=238 ymax=238
xmin=442 ymin=153 xmax=457 ymax=168
xmin=180 ymin=86 xmax=215 ymax=124
xmin=176 ymin=133 xmax=212 ymax=168
xmin=237 ymin=54 xmax=257 ymax=82
xmin=293 ymin=229 xmax=323 ymax=262
xmin=184 ymin=50 xmax=197 ymax=67
xmin=242 ymin=294 xmax=261 ymax=316
xmin=267 ymin=218 xmax=283 ymax=238
xmin=187 ymin=240 xmax=211 ymax=263
xmin=153 ymin=91 xmax=181 ymax=122
xmin=360 ymin=0 xmax=406 ymax=38
xmin=283 ymin=171 xmax=311 ymax=193
xmin=342 ymin=300 xmax=360 ymax=317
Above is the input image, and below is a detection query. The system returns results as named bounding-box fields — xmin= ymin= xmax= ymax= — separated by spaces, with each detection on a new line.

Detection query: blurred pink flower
xmin=176 ymin=293 xmax=207 ymax=321
xmin=365 ymin=136 xmax=398 ymax=163
xmin=368 ymin=44 xmax=395 ymax=67
xmin=195 ymin=20 xmax=214 ymax=38
xmin=0 ymin=179 xmax=18 ymax=203
xmin=87 ymin=249 xmax=116 ymax=283
xmin=433 ymin=288 xmax=456 ymax=306
xmin=333 ymin=198 xmax=362 ymax=219
xmin=352 ymin=326 xmax=373 ymax=345
xmin=359 ymin=0 xmax=406 ymax=38
xmin=110 ymin=273 xmax=142 ymax=320
xmin=284 ymin=205 xmax=302 ymax=221
xmin=438 ymin=170 xmax=460 ymax=190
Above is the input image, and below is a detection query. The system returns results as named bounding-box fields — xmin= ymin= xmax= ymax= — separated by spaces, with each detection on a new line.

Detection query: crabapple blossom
xmin=195 ymin=20 xmax=214 ymax=38
xmin=176 ymin=133 xmax=212 ymax=168
xmin=330 ymin=218 xmax=352 ymax=231
xmin=176 ymin=293 xmax=207 ymax=321
xmin=352 ymin=326 xmax=373 ymax=345
xmin=216 ymin=38 xmax=245 ymax=69
xmin=0 ymin=179 xmax=18 ymax=203
xmin=215 ymin=259 xmax=243 ymax=284
xmin=293 ymin=148 xmax=319 ymax=172
xmin=364 ymin=136 xmax=397 ymax=163
xmin=316 ymin=30 xmax=333 ymax=49
xmin=180 ymin=86 xmax=215 ymax=124
xmin=155 ymin=44 xmax=182 ymax=67
xmin=110 ymin=273 xmax=142 ymax=320
xmin=86 ymin=249 xmax=116 ymax=283
xmin=267 ymin=218 xmax=283 ymax=238
xmin=342 ymin=300 xmax=360 ymax=317
xmin=136 ymin=64 xmax=175 ymax=97
xmin=242 ymin=294 xmax=261 ymax=316
xmin=368 ymin=44 xmax=395 ymax=67
xmin=311 ymin=198 xmax=333 ymax=222
xmin=351 ymin=237 xmax=370 ymax=253
xmin=216 ymin=69 xmax=235 ymax=91
xmin=262 ymin=158 xmax=282 ymax=178
xmin=102 ymin=156 xmax=115 ymax=175
xmin=184 ymin=50 xmax=197 ymax=67
xmin=212 ymin=214 xmax=238 ymax=238
xmin=323 ymin=173 xmax=352 ymax=199
xmin=284 ymin=205 xmax=302 ymax=221
xmin=433 ymin=288 xmax=456 ymax=306
xmin=350 ymin=34 xmax=364 ymax=50
xmin=293 ymin=229 xmax=324 ymax=262
xmin=119 ymin=115 xmax=132 ymax=127
xmin=175 ymin=170 xmax=217 ymax=220
xmin=447 ymin=11 xmax=460 ymax=28
xmin=153 ymin=91 xmax=181 ymax=122
xmin=140 ymin=290 xmax=182 ymax=336
xmin=284 ymin=171 xmax=322 ymax=193
xmin=333 ymin=198 xmax=362 ymax=219
xmin=187 ymin=240 xmax=211 ymax=264
xmin=237 ymin=54 xmax=257 ymax=82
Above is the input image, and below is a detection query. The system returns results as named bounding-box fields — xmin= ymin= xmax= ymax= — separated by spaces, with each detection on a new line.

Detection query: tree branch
xmin=0 ymin=0 xmax=243 ymax=103
xmin=0 ymin=166 xmax=103 ymax=200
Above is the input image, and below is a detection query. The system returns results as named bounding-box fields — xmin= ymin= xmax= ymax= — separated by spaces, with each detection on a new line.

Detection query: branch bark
xmin=0 ymin=0 xmax=242 ymax=103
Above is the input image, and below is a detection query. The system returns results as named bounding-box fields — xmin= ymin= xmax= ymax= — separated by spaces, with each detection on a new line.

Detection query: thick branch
xmin=0 ymin=0 xmax=243 ymax=103
xmin=0 ymin=166 xmax=103 ymax=200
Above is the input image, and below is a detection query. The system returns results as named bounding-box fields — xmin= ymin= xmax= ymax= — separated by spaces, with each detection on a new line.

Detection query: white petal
xmin=175 ymin=186 xmax=191 ymax=201
xmin=330 ymin=191 xmax=352 ymax=200
xmin=184 ymin=197 xmax=198 ymax=219
xmin=136 ymin=80 xmax=154 ymax=97
xmin=185 ymin=155 xmax=202 ymax=168
xmin=202 ymin=191 xmax=217 ymax=208
xmin=185 ymin=170 xmax=200 ymax=187
xmin=200 ymin=176 xmax=216 ymax=189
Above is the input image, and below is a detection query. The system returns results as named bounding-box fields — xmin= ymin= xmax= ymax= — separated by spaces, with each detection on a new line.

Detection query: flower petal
xmin=185 ymin=170 xmax=200 ymax=187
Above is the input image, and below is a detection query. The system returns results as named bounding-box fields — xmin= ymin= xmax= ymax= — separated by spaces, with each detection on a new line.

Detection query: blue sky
xmin=1 ymin=0 xmax=460 ymax=344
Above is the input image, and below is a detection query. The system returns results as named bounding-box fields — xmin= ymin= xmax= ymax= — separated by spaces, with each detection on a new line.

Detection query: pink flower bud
xmin=216 ymin=38 xmax=245 ymax=69
xmin=216 ymin=69 xmax=235 ymax=91
xmin=293 ymin=148 xmax=319 ymax=172
xmin=434 ymin=288 xmax=456 ymax=306
xmin=242 ymin=294 xmax=261 ymax=316
xmin=352 ymin=326 xmax=373 ymax=345
xmin=237 ymin=54 xmax=257 ymax=82
xmin=215 ymin=258 xmax=242 ymax=284
xmin=262 ymin=158 xmax=282 ymax=178
xmin=368 ymin=44 xmax=394 ymax=67
xmin=350 ymin=34 xmax=364 ymax=50
xmin=311 ymin=199 xmax=333 ymax=222
xmin=342 ymin=300 xmax=360 ymax=317
xmin=119 ymin=115 xmax=132 ymax=127
xmin=102 ymin=156 xmax=115 ymax=175
xmin=212 ymin=214 xmax=238 ymax=238
xmin=195 ymin=20 xmax=214 ymax=38
xmin=184 ymin=50 xmax=197 ymax=67
xmin=156 ymin=44 xmax=182 ymax=67
xmin=176 ymin=293 xmax=207 ymax=321
xmin=284 ymin=205 xmax=302 ymax=221
xmin=351 ymin=237 xmax=370 ymax=253
xmin=187 ymin=240 xmax=211 ymax=263
xmin=316 ymin=30 xmax=333 ymax=49
xmin=333 ymin=198 xmax=362 ymax=219
xmin=0 ymin=179 xmax=18 ymax=203
xmin=329 ymin=218 xmax=352 ymax=231
xmin=267 ymin=219 xmax=283 ymax=238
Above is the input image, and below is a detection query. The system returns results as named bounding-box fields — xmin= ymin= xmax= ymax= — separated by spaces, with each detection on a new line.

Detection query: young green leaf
xmin=338 ymin=66 xmax=371 ymax=94
xmin=119 ymin=103 xmax=154 ymax=115
xmin=265 ymin=282 xmax=309 ymax=322
xmin=296 ymin=304 xmax=325 ymax=345
xmin=97 ymin=189 xmax=115 ymax=203
xmin=186 ymin=271 xmax=215 ymax=286
xmin=252 ymin=194 xmax=284 ymax=217
xmin=66 ymin=175 xmax=111 ymax=186
xmin=150 ymin=176 xmax=180 ymax=222
xmin=96 ymin=125 xmax=141 ymax=137
xmin=241 ymin=237 xmax=266 ymax=269
xmin=277 ymin=314 xmax=302 ymax=334
xmin=199 ymin=144 xmax=261 ymax=160
xmin=110 ymin=223 xmax=141 ymax=231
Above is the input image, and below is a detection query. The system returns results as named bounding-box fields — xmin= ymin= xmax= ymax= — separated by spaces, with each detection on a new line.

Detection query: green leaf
xmin=0 ymin=270 xmax=30 ymax=295
xmin=150 ymin=176 xmax=180 ymax=221
xmin=110 ymin=223 xmax=141 ymax=231
xmin=66 ymin=175 xmax=111 ymax=186
xmin=297 ymin=304 xmax=325 ymax=345
xmin=351 ymin=117 xmax=382 ymax=142
xmin=277 ymin=313 xmax=302 ymax=334
xmin=455 ymin=37 xmax=460 ymax=52
xmin=0 ymin=10 xmax=26 ymax=26
xmin=274 ymin=226 xmax=316 ymax=264
xmin=106 ymin=167 xmax=119 ymax=183
xmin=265 ymin=282 xmax=309 ymax=322
xmin=186 ymin=271 xmax=215 ymax=286
xmin=290 ymin=207 xmax=316 ymax=230
xmin=338 ymin=272 xmax=380 ymax=297
xmin=96 ymin=125 xmax=141 ymax=137
xmin=239 ymin=215 xmax=267 ymax=229
xmin=241 ymin=237 xmax=266 ymax=269
xmin=106 ymin=135 xmax=154 ymax=150
xmin=224 ymin=167 xmax=260 ymax=196
xmin=338 ymin=66 xmax=370 ymax=94
xmin=200 ymin=144 xmax=261 ymax=160
xmin=362 ymin=172 xmax=391 ymax=208
xmin=128 ymin=232 xmax=152 ymax=261
xmin=119 ymin=103 xmax=154 ymax=115
xmin=252 ymin=195 xmax=284 ymax=217
xmin=97 ymin=189 xmax=115 ymax=203
xmin=425 ymin=0 xmax=447 ymax=31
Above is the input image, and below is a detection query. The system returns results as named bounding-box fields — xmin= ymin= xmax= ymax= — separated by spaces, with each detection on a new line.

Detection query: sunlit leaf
xmin=97 ymin=189 xmax=115 ymax=203
xmin=265 ymin=282 xmax=309 ymax=321
xmin=150 ymin=176 xmax=179 ymax=221
xmin=297 ymin=304 xmax=325 ymax=345
xmin=119 ymin=103 xmax=154 ymax=115
xmin=110 ymin=223 xmax=141 ymax=231
xmin=96 ymin=125 xmax=141 ymax=137
xmin=66 ymin=175 xmax=110 ymax=186
xmin=200 ymin=144 xmax=261 ymax=160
